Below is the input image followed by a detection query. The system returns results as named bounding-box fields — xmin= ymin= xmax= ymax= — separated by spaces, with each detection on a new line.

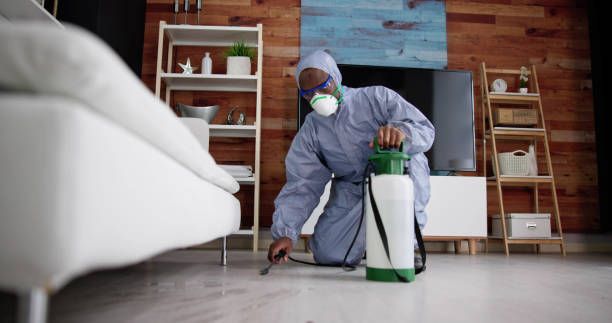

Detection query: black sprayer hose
xmin=288 ymin=162 xmax=375 ymax=270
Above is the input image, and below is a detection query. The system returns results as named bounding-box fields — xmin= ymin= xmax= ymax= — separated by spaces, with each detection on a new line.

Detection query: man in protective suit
xmin=268 ymin=50 xmax=435 ymax=269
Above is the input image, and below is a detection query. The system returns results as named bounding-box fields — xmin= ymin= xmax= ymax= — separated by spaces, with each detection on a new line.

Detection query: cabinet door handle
xmin=526 ymin=222 xmax=537 ymax=229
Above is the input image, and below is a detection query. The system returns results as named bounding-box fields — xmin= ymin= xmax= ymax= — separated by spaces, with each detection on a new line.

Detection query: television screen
xmin=298 ymin=65 xmax=475 ymax=172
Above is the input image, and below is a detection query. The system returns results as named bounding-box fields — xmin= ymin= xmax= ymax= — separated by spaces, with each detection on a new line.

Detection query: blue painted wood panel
xmin=300 ymin=0 xmax=448 ymax=69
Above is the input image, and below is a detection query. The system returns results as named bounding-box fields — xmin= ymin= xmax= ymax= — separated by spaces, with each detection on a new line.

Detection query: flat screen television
xmin=297 ymin=65 xmax=476 ymax=172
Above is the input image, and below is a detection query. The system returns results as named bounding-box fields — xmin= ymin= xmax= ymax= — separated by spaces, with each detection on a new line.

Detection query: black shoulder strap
xmin=414 ymin=210 xmax=427 ymax=274
xmin=367 ymin=174 xmax=426 ymax=282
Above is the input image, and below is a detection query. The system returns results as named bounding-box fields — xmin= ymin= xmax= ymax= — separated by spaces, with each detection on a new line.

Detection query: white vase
xmin=226 ymin=56 xmax=251 ymax=75
xmin=528 ymin=144 xmax=538 ymax=176
xmin=519 ymin=88 xmax=528 ymax=94
xmin=201 ymin=52 xmax=212 ymax=74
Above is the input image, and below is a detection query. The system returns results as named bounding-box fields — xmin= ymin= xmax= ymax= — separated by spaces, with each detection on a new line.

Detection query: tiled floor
xmin=41 ymin=250 xmax=612 ymax=323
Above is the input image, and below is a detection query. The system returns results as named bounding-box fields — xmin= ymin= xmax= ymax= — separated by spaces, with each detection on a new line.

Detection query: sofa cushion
xmin=0 ymin=22 xmax=239 ymax=194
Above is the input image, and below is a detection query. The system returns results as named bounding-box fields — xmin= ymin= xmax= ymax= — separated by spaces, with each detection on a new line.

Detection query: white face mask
xmin=309 ymin=94 xmax=339 ymax=117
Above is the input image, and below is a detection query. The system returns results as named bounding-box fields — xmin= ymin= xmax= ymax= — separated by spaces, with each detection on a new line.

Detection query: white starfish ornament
xmin=178 ymin=58 xmax=198 ymax=75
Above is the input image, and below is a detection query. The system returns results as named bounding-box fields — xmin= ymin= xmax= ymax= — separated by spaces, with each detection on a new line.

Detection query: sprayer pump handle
xmin=373 ymin=136 xmax=404 ymax=153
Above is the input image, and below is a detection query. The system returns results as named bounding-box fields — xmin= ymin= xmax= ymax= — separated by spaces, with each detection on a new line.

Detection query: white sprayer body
xmin=365 ymin=174 xmax=415 ymax=282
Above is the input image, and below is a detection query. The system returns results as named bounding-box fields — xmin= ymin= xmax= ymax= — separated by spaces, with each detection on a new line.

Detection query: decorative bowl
xmin=177 ymin=103 xmax=219 ymax=123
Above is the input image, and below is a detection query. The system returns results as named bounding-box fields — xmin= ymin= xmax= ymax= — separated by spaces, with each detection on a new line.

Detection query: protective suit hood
xmin=295 ymin=50 xmax=343 ymax=88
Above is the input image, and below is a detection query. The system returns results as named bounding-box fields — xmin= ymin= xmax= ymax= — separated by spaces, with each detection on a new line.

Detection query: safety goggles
xmin=299 ymin=74 xmax=338 ymax=102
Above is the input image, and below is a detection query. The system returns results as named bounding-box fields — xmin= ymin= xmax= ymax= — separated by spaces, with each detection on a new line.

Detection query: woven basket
xmin=498 ymin=150 xmax=530 ymax=176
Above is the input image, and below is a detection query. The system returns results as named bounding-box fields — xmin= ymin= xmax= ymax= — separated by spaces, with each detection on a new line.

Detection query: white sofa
xmin=0 ymin=23 xmax=241 ymax=322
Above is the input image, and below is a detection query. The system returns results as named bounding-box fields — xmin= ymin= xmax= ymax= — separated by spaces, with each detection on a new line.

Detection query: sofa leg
xmin=18 ymin=287 xmax=47 ymax=323
xmin=220 ymin=236 xmax=227 ymax=266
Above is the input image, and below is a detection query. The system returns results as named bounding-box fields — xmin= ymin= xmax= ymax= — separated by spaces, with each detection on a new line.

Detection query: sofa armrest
xmin=180 ymin=118 xmax=210 ymax=151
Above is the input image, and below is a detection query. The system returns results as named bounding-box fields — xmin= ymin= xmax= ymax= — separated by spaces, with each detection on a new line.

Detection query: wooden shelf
xmin=487 ymin=92 xmax=540 ymax=104
xmin=488 ymin=236 xmax=563 ymax=245
xmin=490 ymin=92 xmax=539 ymax=96
xmin=209 ymin=125 xmax=256 ymax=138
xmin=486 ymin=68 xmax=532 ymax=76
xmin=487 ymin=175 xmax=553 ymax=186
xmin=481 ymin=63 xmax=565 ymax=256
xmin=507 ymin=238 xmax=563 ymax=244
xmin=498 ymin=175 xmax=553 ymax=183
xmin=485 ymin=127 xmax=546 ymax=140
xmin=163 ymin=24 xmax=259 ymax=47
xmin=161 ymin=73 xmax=258 ymax=92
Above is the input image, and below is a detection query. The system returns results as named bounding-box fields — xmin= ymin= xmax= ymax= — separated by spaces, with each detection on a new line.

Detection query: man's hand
xmin=267 ymin=237 xmax=293 ymax=264
xmin=369 ymin=125 xmax=406 ymax=149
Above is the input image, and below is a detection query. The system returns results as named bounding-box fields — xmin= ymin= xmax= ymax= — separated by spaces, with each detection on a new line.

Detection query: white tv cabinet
xmin=301 ymin=176 xmax=487 ymax=254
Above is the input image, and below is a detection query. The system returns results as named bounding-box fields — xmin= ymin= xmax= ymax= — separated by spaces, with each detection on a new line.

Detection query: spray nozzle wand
xmin=259 ymin=250 xmax=287 ymax=275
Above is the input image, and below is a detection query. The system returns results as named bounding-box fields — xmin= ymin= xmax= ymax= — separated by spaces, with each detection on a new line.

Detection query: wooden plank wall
xmin=141 ymin=0 xmax=598 ymax=233
xmin=446 ymin=0 xmax=597 ymax=232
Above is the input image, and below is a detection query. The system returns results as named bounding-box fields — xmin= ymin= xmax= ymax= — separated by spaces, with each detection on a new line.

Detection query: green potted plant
xmin=225 ymin=41 xmax=254 ymax=75
xmin=519 ymin=66 xmax=529 ymax=94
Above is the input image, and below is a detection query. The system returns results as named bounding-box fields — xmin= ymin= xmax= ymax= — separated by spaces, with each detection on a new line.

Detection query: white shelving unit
xmin=155 ymin=21 xmax=263 ymax=252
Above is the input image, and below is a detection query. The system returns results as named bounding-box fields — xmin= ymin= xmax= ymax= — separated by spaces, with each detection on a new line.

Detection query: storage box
xmin=491 ymin=213 xmax=551 ymax=238
xmin=493 ymin=108 xmax=538 ymax=126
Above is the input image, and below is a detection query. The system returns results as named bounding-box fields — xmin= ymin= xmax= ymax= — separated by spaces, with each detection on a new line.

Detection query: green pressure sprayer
xmin=263 ymin=138 xmax=426 ymax=282
xmin=365 ymin=138 xmax=426 ymax=282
